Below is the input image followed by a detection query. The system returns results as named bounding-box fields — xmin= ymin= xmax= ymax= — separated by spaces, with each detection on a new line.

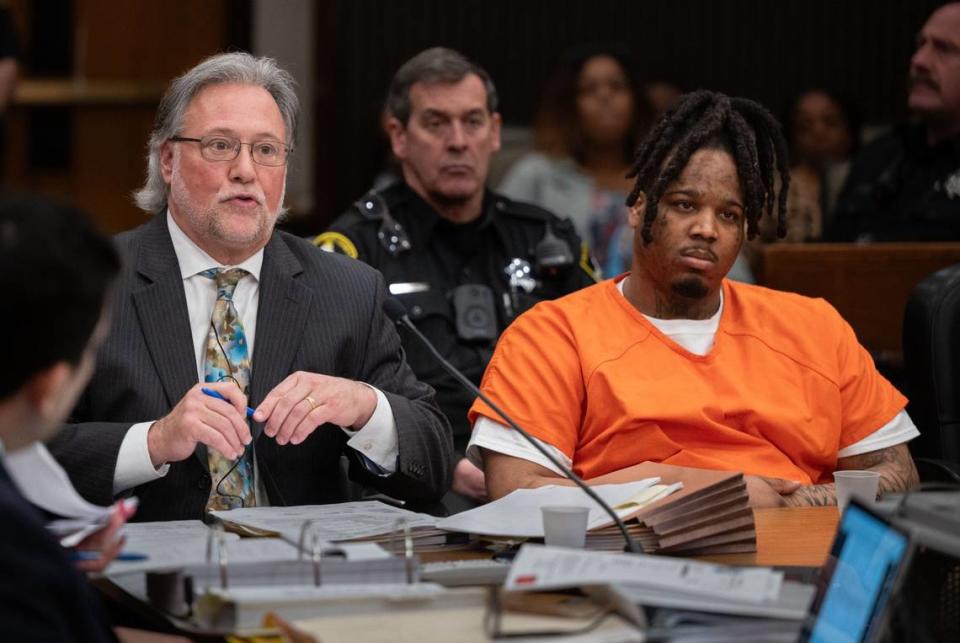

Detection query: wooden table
xmin=699 ymin=506 xmax=840 ymax=567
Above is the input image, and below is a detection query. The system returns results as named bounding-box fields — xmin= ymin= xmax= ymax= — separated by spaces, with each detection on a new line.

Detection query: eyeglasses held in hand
xmin=169 ymin=135 xmax=290 ymax=166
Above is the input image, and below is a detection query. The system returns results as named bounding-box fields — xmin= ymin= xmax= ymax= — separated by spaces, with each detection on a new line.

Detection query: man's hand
xmin=72 ymin=499 xmax=137 ymax=573
xmin=147 ymin=382 xmax=252 ymax=467
xmin=745 ymin=475 xmax=801 ymax=508
xmin=254 ymin=371 xmax=378 ymax=446
xmin=451 ymin=458 xmax=488 ymax=501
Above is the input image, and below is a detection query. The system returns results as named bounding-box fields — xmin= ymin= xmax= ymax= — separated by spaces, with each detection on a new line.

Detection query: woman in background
xmin=761 ymin=88 xmax=859 ymax=243
xmin=500 ymin=44 xmax=650 ymax=278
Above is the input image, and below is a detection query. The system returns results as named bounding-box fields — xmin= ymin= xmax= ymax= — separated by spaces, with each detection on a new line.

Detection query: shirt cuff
xmin=342 ymin=387 xmax=398 ymax=474
xmin=113 ymin=422 xmax=170 ymax=495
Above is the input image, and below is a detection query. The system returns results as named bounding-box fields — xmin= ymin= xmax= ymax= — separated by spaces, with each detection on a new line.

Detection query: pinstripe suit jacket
xmin=49 ymin=215 xmax=453 ymax=521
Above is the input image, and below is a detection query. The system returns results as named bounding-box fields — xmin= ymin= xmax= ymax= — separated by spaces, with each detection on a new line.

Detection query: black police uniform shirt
xmin=829 ymin=123 xmax=960 ymax=241
xmin=317 ymin=181 xmax=597 ymax=452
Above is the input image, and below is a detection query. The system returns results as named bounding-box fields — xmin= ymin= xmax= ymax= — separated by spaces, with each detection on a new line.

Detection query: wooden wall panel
xmin=2 ymin=0 xmax=247 ymax=233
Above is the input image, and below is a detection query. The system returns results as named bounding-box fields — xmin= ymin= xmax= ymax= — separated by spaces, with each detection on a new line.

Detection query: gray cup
xmin=834 ymin=470 xmax=881 ymax=512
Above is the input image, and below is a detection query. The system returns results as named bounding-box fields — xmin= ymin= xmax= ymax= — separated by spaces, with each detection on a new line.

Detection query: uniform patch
xmin=312 ymin=232 xmax=358 ymax=259
xmin=579 ymin=241 xmax=600 ymax=282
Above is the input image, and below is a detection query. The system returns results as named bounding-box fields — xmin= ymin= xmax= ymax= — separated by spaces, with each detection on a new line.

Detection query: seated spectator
xmin=829 ymin=3 xmax=960 ymax=241
xmin=499 ymin=44 xmax=651 ymax=277
xmin=771 ymin=89 xmax=859 ymax=242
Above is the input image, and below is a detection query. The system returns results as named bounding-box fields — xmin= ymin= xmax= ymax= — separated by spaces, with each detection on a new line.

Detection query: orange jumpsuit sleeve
xmin=829 ymin=302 xmax=908 ymax=449
xmin=468 ymin=304 xmax=585 ymax=458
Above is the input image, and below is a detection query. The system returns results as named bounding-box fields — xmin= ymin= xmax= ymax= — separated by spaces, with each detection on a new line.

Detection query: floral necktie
xmin=202 ymin=267 xmax=256 ymax=511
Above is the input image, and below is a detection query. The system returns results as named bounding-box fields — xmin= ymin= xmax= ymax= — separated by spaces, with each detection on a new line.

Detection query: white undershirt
xmin=112 ymin=213 xmax=400 ymax=495
xmin=466 ymin=278 xmax=919 ymax=475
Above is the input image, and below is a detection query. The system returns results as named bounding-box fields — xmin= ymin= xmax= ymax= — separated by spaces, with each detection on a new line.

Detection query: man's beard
xmin=671 ymin=275 xmax=709 ymax=299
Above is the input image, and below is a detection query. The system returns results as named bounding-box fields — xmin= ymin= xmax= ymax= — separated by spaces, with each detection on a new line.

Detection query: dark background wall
xmin=313 ymin=0 xmax=945 ymax=227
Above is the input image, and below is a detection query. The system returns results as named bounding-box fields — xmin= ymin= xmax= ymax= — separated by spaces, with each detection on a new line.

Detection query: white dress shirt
xmin=112 ymin=213 xmax=399 ymax=495
xmin=467 ymin=279 xmax=919 ymax=475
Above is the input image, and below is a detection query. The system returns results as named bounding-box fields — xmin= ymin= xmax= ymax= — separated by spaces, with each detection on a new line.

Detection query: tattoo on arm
xmin=784 ymin=444 xmax=919 ymax=508
xmin=840 ymin=443 xmax=920 ymax=495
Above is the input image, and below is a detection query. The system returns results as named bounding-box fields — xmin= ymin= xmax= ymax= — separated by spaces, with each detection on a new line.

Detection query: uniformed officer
xmin=315 ymin=47 xmax=596 ymax=508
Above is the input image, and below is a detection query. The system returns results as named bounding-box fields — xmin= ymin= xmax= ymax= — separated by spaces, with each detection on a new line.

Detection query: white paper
xmin=606 ymin=580 xmax=815 ymax=620
xmin=5 ymin=442 xmax=110 ymax=521
xmin=504 ymin=544 xmax=783 ymax=604
xmin=107 ymin=520 xmax=392 ymax=575
xmin=5 ymin=442 xmax=113 ymax=546
xmin=435 ymin=479 xmax=673 ymax=538
xmin=107 ymin=520 xmax=240 ymax=574
xmin=211 ymin=500 xmax=439 ymax=543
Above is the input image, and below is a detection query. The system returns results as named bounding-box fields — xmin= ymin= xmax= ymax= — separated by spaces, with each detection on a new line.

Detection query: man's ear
xmin=490 ymin=112 xmax=502 ymax=153
xmin=160 ymin=140 xmax=175 ymax=184
xmin=386 ymin=116 xmax=407 ymax=161
xmin=628 ymin=192 xmax=647 ymax=229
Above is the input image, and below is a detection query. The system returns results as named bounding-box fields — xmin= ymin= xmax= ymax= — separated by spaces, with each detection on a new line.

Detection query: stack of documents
xmin=590 ymin=463 xmax=757 ymax=555
xmin=211 ymin=501 xmax=469 ymax=553
xmin=505 ymin=545 xmax=815 ymax=622
xmin=435 ymin=479 xmax=680 ymax=550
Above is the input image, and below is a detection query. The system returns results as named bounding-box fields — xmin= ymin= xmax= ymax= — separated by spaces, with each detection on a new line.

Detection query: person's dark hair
xmin=386 ymin=47 xmax=498 ymax=124
xmin=626 ymin=90 xmax=791 ymax=244
xmin=784 ymin=87 xmax=861 ymax=165
xmin=0 ymin=193 xmax=121 ymax=399
xmin=532 ymin=43 xmax=652 ymax=164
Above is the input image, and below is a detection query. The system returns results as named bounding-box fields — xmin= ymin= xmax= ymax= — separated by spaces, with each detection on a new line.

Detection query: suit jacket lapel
xmin=250 ymin=233 xmax=311 ymax=440
xmin=130 ymin=215 xmax=206 ymax=465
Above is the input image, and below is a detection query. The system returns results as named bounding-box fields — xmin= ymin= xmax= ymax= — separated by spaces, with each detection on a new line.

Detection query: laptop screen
xmin=803 ymin=499 xmax=911 ymax=643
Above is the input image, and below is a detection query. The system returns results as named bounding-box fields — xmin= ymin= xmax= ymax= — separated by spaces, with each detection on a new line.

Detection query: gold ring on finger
xmin=304 ymin=395 xmax=319 ymax=410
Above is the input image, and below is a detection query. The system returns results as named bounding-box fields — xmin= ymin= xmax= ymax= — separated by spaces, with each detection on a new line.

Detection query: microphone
xmin=383 ymin=297 xmax=642 ymax=554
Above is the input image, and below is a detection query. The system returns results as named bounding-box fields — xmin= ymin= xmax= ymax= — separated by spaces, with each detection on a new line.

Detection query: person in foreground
xmin=0 ymin=194 xmax=122 ymax=640
xmin=49 ymin=52 xmax=452 ymax=522
xmin=468 ymin=90 xmax=920 ymax=507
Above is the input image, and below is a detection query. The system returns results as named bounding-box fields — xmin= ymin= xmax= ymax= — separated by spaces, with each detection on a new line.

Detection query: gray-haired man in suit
xmin=49 ymin=52 xmax=454 ymax=521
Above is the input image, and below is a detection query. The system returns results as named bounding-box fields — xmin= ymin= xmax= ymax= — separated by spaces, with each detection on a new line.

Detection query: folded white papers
xmin=211 ymin=501 xmax=442 ymax=544
xmin=5 ymin=442 xmax=111 ymax=546
xmin=504 ymin=544 xmax=783 ymax=604
xmin=435 ymin=479 xmax=678 ymax=538
xmin=106 ymin=520 xmax=391 ymax=575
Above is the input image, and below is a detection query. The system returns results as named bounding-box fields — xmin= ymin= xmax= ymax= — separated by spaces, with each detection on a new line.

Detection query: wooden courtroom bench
xmin=756 ymin=243 xmax=960 ymax=363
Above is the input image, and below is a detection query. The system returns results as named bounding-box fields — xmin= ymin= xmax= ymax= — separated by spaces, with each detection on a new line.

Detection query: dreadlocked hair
xmin=625 ymin=90 xmax=790 ymax=244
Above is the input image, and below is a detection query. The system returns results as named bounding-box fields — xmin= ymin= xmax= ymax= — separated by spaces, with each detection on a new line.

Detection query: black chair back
xmin=903 ymin=263 xmax=960 ymax=466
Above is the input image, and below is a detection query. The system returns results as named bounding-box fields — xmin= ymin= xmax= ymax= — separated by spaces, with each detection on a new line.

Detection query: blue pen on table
xmin=201 ymin=387 xmax=255 ymax=418
xmin=70 ymin=550 xmax=149 ymax=562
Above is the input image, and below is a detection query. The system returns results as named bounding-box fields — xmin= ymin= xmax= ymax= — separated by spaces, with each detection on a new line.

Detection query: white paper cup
xmin=834 ymin=470 xmax=881 ymax=512
xmin=541 ymin=505 xmax=589 ymax=548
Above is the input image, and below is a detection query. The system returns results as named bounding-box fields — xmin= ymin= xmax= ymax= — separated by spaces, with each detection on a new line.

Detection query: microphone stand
xmin=385 ymin=300 xmax=642 ymax=554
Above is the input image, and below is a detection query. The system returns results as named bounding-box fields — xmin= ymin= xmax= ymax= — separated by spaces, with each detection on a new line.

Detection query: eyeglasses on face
xmin=169 ymin=134 xmax=290 ymax=166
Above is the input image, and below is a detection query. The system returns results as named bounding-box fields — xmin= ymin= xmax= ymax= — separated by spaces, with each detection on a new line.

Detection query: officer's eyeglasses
xmin=169 ymin=135 xmax=290 ymax=166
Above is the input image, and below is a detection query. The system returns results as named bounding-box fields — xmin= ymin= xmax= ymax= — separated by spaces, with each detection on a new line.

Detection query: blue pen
xmin=70 ymin=550 xmax=149 ymax=562
xmin=202 ymin=387 xmax=255 ymax=418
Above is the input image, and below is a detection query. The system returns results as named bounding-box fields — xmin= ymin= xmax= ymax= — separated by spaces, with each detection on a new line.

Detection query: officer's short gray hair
xmin=386 ymin=47 xmax=498 ymax=125
xmin=134 ymin=52 xmax=299 ymax=215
